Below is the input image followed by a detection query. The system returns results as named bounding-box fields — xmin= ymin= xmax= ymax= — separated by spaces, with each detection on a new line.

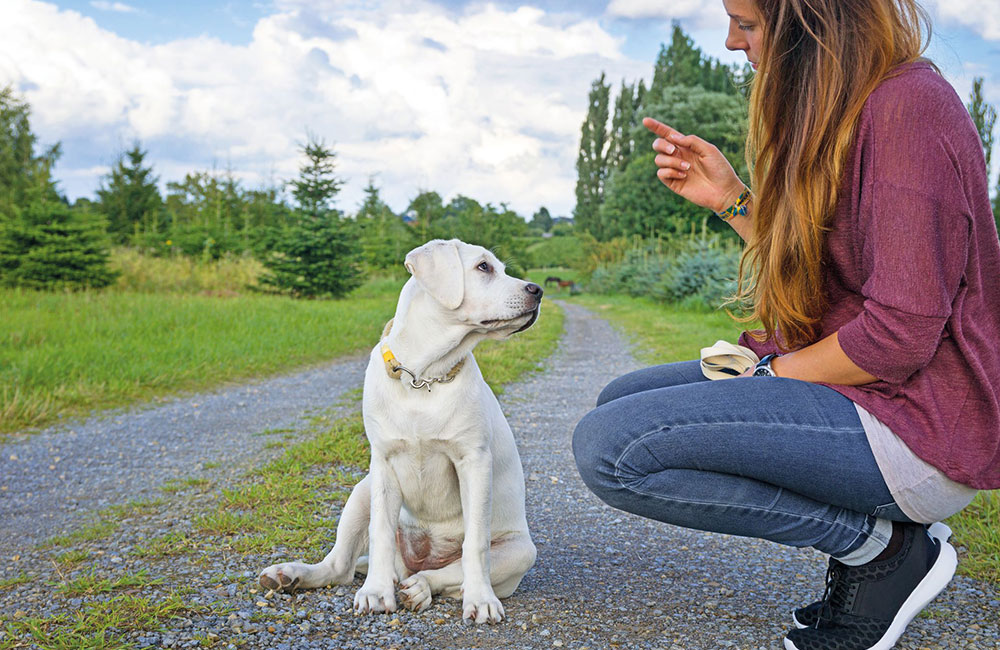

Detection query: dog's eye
xmin=477 ymin=261 xmax=491 ymax=273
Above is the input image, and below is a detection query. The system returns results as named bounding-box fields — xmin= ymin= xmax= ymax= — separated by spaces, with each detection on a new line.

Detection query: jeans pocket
xmin=872 ymin=501 xmax=915 ymax=522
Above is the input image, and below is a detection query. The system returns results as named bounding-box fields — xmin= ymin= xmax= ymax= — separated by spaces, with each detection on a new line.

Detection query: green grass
xmin=567 ymin=290 xmax=1000 ymax=583
xmin=945 ymin=491 xmax=1000 ymax=582
xmin=54 ymin=570 xmax=163 ymax=597
xmin=0 ymin=277 xmax=404 ymax=434
xmin=2 ymin=286 xmax=567 ymax=648
xmin=0 ymin=573 xmax=30 ymax=590
xmin=45 ymin=520 xmax=120 ymax=549
xmin=2 ymin=592 xmax=203 ymax=650
xmin=568 ymin=292 xmax=745 ymax=363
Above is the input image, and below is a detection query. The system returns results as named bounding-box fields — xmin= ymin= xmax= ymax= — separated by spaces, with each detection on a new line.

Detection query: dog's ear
xmin=404 ymin=240 xmax=465 ymax=309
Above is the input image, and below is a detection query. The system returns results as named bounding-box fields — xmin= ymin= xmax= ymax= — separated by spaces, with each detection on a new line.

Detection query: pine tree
xmin=649 ymin=25 xmax=704 ymax=97
xmin=259 ymin=135 xmax=362 ymax=298
xmin=289 ymin=135 xmax=344 ymax=219
xmin=97 ymin=142 xmax=162 ymax=243
xmin=967 ymin=77 xmax=997 ymax=176
xmin=574 ymin=73 xmax=610 ymax=238
xmin=356 ymin=176 xmax=414 ymax=270
xmin=0 ymin=86 xmax=61 ymax=218
xmin=0 ymin=200 xmax=117 ymax=290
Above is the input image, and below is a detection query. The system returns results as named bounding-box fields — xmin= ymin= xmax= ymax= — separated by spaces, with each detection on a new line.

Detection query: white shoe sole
xmin=790 ymin=522 xmax=953 ymax=631
xmin=785 ymin=537 xmax=957 ymax=650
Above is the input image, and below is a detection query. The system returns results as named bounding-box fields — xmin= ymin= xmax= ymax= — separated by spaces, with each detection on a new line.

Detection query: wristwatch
xmin=753 ymin=354 xmax=779 ymax=377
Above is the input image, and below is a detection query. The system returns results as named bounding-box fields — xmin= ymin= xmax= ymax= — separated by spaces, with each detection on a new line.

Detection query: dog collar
xmin=380 ymin=319 xmax=466 ymax=391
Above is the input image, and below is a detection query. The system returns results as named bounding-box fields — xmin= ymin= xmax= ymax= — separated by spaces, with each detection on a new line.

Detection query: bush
xmin=587 ymin=234 xmax=740 ymax=310
xmin=0 ymin=201 xmax=118 ymax=290
xmin=258 ymin=214 xmax=363 ymax=298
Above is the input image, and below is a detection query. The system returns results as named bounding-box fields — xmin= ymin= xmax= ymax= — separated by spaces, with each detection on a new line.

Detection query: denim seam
xmin=613 ymin=426 xmax=871 ymax=552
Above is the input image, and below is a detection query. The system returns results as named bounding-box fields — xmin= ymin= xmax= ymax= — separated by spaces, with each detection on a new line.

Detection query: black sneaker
xmin=783 ymin=522 xmax=957 ymax=650
xmin=791 ymin=522 xmax=952 ymax=630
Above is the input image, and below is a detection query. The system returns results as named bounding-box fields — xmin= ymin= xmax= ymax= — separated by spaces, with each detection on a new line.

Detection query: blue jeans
xmin=572 ymin=360 xmax=911 ymax=561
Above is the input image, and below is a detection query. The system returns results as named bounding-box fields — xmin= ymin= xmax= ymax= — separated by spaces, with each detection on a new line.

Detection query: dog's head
xmin=404 ymin=239 xmax=542 ymax=338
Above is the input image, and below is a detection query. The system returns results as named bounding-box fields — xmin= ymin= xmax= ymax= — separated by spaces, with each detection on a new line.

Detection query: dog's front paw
xmin=258 ymin=563 xmax=304 ymax=593
xmin=354 ymin=579 xmax=397 ymax=615
xmin=462 ymin=585 xmax=504 ymax=624
xmin=399 ymin=573 xmax=432 ymax=612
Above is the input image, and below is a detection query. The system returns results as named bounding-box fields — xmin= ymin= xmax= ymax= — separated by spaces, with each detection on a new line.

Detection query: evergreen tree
xmin=649 ymin=26 xmax=703 ymax=96
xmin=288 ymin=134 xmax=344 ymax=219
xmin=609 ymin=81 xmax=640 ymax=173
xmin=356 ymin=176 xmax=415 ymax=270
xmin=0 ymin=86 xmax=61 ymax=218
xmin=259 ymin=135 xmax=362 ymax=298
xmin=574 ymin=72 xmax=611 ymax=238
xmin=645 ymin=24 xmax=742 ymax=104
xmin=967 ymin=77 xmax=996 ymax=176
xmin=97 ymin=142 xmax=162 ymax=243
xmin=0 ymin=200 xmax=117 ymax=290
xmin=531 ymin=206 xmax=553 ymax=232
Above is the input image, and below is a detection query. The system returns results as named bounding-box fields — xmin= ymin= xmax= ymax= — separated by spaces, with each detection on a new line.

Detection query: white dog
xmin=259 ymin=239 xmax=541 ymax=624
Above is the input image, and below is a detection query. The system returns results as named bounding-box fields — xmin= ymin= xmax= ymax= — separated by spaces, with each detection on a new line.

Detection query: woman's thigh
xmin=597 ymin=359 xmax=707 ymax=406
xmin=575 ymin=371 xmax=896 ymax=518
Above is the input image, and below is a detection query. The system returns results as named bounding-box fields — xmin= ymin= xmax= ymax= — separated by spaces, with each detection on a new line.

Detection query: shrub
xmin=587 ymin=234 xmax=740 ymax=310
xmin=0 ymin=201 xmax=118 ymax=290
xmin=258 ymin=215 xmax=363 ymax=299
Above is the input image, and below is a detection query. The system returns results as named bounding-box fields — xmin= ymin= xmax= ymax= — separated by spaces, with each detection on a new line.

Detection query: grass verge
xmin=568 ymin=292 xmax=745 ymax=363
xmin=0 ymin=301 xmax=566 ymax=648
xmin=566 ymin=291 xmax=999 ymax=583
xmin=0 ymin=278 xmax=404 ymax=435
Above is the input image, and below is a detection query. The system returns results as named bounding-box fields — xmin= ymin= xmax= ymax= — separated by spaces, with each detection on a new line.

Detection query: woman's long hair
xmin=738 ymin=0 xmax=932 ymax=350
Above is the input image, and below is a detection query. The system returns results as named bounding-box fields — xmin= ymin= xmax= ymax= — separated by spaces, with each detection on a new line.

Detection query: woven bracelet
xmin=716 ymin=187 xmax=752 ymax=222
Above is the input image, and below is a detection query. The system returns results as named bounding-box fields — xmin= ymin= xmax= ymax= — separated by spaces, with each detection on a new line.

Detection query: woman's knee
xmin=571 ymin=408 xmax=619 ymax=497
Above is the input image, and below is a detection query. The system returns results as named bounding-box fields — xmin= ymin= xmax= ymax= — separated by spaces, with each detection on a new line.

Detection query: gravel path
xmin=0 ymin=354 xmax=368 ymax=555
xmin=1 ymin=301 xmax=997 ymax=649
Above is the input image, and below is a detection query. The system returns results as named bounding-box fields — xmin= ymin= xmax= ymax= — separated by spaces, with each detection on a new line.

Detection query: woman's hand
xmin=643 ymin=117 xmax=746 ymax=214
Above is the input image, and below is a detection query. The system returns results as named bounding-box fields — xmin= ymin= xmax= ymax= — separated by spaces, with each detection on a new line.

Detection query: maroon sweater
xmin=739 ymin=62 xmax=1000 ymax=490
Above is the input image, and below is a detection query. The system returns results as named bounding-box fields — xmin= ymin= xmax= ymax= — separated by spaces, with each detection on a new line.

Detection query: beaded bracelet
xmin=716 ymin=187 xmax=752 ymax=222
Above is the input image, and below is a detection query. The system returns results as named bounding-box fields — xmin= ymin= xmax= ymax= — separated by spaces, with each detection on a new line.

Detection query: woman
xmin=571 ymin=1 xmax=1000 ymax=649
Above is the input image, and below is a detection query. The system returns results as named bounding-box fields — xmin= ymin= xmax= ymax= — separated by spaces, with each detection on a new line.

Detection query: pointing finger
xmin=642 ymin=117 xmax=682 ymax=140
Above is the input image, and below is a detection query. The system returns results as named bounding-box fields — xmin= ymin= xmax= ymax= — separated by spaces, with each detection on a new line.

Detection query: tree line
xmin=0 ymin=89 xmax=558 ymax=297
xmin=573 ymin=23 xmax=1000 ymax=243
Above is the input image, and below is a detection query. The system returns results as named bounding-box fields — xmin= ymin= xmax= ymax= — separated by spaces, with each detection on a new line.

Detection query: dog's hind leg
xmin=398 ymin=532 xmax=536 ymax=617
xmin=258 ymin=475 xmax=372 ymax=592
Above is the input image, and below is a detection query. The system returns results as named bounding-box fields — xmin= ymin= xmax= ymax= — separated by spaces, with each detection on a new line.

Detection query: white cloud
xmin=606 ymin=0 xmax=726 ymax=27
xmin=925 ymin=0 xmax=1000 ymax=41
xmin=90 ymin=1 xmax=137 ymax=13
xmin=0 ymin=0 xmax=646 ymax=217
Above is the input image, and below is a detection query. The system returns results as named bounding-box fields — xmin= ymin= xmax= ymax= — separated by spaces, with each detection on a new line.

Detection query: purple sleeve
xmin=837 ymin=99 xmax=972 ymax=384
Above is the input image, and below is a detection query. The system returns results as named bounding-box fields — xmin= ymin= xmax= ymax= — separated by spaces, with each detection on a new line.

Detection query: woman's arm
xmin=768 ymin=331 xmax=879 ymax=385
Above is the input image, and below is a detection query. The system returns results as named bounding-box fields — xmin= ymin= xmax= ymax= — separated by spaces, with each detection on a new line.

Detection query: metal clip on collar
xmin=391 ymin=364 xmax=457 ymax=391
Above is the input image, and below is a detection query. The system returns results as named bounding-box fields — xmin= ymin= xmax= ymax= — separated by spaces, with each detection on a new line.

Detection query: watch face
xmin=753 ymin=367 xmax=772 ymax=377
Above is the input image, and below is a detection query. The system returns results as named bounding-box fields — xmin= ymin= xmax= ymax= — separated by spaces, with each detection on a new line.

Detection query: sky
xmin=1 ymin=0 xmax=998 ymax=219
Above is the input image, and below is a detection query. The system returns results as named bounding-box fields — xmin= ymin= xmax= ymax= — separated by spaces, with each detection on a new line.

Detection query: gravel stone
xmin=0 ymin=301 xmax=996 ymax=650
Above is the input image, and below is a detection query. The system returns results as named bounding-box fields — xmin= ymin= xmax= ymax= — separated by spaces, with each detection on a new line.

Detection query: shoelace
xmin=815 ymin=563 xmax=858 ymax=628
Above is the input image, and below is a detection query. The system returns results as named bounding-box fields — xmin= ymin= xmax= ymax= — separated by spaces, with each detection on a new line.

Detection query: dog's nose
xmin=525 ymin=283 xmax=543 ymax=299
